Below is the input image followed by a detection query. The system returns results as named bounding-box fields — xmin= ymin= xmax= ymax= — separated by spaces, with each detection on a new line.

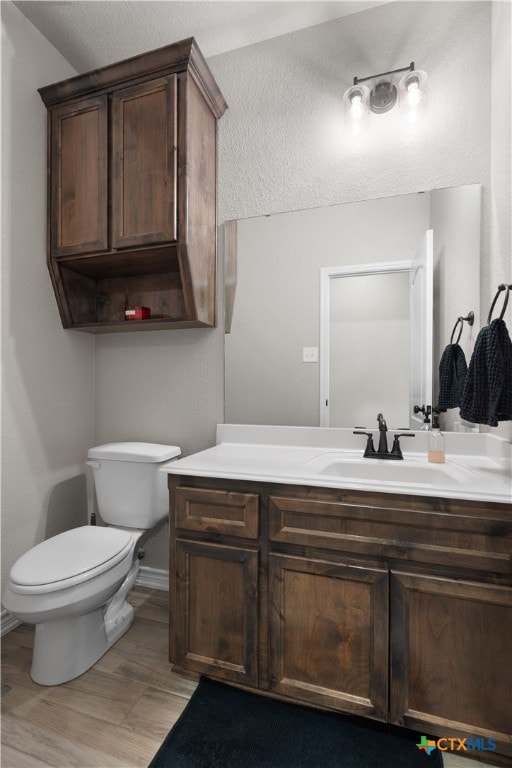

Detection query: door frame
xmin=319 ymin=260 xmax=412 ymax=427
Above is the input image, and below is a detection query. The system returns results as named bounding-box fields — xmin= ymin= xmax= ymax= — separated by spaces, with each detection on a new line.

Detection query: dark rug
xmin=148 ymin=676 xmax=443 ymax=767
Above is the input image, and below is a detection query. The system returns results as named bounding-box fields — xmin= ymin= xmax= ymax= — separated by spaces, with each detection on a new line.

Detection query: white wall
xmin=490 ymin=0 xmax=512 ymax=441
xmin=329 ymin=270 xmax=410 ymax=428
xmin=212 ymin=0 xmax=511 ymax=445
xmin=212 ymin=1 xmax=492 ymax=223
xmin=93 ymin=329 xmax=225 ymax=567
xmin=217 ymin=0 xmax=506 ymax=432
xmin=1 ymin=2 xmax=94 ymax=591
xmin=430 ymin=184 xmax=482 ymax=430
xmin=1 ymin=1 xmax=510 ymax=581
xmin=491 ymin=0 xmax=512 ymax=295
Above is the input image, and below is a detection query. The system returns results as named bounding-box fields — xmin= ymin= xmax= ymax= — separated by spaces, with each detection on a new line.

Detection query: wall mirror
xmin=224 ymin=184 xmax=481 ymax=431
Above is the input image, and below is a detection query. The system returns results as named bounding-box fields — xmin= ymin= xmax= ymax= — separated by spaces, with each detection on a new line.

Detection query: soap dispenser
xmin=428 ymin=411 xmax=445 ymax=464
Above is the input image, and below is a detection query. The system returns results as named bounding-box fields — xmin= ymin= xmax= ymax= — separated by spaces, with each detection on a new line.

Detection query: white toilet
xmin=2 ymin=442 xmax=180 ymax=686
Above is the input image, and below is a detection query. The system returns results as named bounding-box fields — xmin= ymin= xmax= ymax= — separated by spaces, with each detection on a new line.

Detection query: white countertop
xmin=163 ymin=425 xmax=512 ymax=504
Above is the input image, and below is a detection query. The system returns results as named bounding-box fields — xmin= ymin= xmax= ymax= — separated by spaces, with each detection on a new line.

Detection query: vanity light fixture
xmin=344 ymin=62 xmax=428 ymax=133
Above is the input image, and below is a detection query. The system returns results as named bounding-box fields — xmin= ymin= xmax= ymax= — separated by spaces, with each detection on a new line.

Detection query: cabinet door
xmin=50 ymin=96 xmax=108 ymax=257
xmin=112 ymin=76 xmax=177 ymax=249
xmin=390 ymin=571 xmax=512 ymax=755
xmin=269 ymin=554 xmax=388 ymax=719
xmin=175 ymin=539 xmax=258 ymax=687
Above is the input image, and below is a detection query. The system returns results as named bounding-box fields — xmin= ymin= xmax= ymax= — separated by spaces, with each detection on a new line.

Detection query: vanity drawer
xmin=175 ymin=487 xmax=259 ymax=539
xmin=268 ymin=495 xmax=512 ymax=574
xmin=269 ymin=496 xmax=385 ymax=555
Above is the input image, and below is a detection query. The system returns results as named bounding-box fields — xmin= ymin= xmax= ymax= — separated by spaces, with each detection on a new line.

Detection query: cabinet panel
xmin=179 ymin=75 xmax=217 ymax=325
xmin=112 ymin=76 xmax=177 ymax=249
xmin=175 ymin=487 xmax=259 ymax=539
xmin=175 ymin=539 xmax=258 ymax=686
xmin=269 ymin=495 xmax=512 ymax=574
xmin=391 ymin=571 xmax=512 ymax=755
xmin=269 ymin=553 xmax=388 ymax=719
xmin=50 ymin=96 xmax=108 ymax=257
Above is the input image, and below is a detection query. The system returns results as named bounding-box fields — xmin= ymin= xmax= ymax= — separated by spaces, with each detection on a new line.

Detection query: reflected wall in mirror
xmin=322 ymin=267 xmax=412 ymax=429
xmin=320 ymin=229 xmax=433 ymax=431
xmin=224 ymin=184 xmax=481 ymax=431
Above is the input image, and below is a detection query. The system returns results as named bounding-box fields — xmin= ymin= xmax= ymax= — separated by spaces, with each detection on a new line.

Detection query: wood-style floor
xmin=1 ymin=587 xmax=196 ymax=767
xmin=1 ymin=586 xmax=503 ymax=768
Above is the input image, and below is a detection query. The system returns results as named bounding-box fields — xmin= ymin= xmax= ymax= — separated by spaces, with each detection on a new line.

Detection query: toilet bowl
xmin=3 ymin=526 xmax=138 ymax=685
xmin=2 ymin=442 xmax=180 ymax=686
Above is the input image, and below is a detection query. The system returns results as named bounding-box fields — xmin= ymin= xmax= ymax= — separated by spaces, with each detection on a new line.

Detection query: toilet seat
xmin=9 ymin=526 xmax=134 ymax=595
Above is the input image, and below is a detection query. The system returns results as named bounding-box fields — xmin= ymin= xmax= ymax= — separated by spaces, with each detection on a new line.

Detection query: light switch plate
xmin=302 ymin=347 xmax=318 ymax=363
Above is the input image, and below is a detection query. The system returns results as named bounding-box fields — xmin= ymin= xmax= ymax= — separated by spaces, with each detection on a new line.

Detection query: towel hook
xmin=487 ymin=284 xmax=511 ymax=324
xmin=450 ymin=311 xmax=475 ymax=344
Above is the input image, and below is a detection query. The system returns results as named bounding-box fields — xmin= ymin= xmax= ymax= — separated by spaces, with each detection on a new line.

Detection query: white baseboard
xmin=0 ymin=566 xmax=168 ymax=636
xmin=1 ymin=608 xmax=21 ymax=636
xmin=135 ymin=565 xmax=169 ymax=591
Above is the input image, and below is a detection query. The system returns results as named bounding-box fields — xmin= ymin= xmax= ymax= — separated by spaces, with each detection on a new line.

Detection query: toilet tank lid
xmin=88 ymin=442 xmax=181 ymax=463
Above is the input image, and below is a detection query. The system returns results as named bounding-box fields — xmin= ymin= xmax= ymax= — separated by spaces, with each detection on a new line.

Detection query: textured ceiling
xmin=13 ymin=0 xmax=387 ymax=71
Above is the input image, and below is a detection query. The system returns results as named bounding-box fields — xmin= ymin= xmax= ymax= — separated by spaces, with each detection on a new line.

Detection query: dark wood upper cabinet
xmin=111 ymin=76 xmax=177 ymax=249
xmin=39 ymin=38 xmax=227 ymax=333
xmin=50 ymin=95 xmax=108 ymax=258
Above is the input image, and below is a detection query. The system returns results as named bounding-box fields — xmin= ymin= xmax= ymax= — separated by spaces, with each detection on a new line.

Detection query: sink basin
xmin=301 ymin=452 xmax=482 ymax=487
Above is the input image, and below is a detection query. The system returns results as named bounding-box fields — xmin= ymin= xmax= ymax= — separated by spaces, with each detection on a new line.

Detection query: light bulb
xmin=406 ymin=77 xmax=421 ymax=108
xmin=399 ymin=70 xmax=428 ymax=119
xmin=350 ymin=91 xmax=363 ymax=119
xmin=343 ymin=84 xmax=370 ymax=136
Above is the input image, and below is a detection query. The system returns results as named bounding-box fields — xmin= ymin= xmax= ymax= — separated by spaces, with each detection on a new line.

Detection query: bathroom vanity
xmin=165 ymin=426 xmax=512 ymax=764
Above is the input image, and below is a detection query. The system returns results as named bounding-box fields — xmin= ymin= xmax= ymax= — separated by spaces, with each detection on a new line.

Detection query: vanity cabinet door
xmin=50 ymin=96 xmax=108 ymax=258
xmin=269 ymin=553 xmax=389 ymax=720
xmin=390 ymin=571 xmax=512 ymax=755
xmin=111 ymin=75 xmax=178 ymax=250
xmin=174 ymin=538 xmax=259 ymax=687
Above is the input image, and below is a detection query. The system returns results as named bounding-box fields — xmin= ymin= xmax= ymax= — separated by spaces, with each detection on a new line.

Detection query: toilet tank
xmin=87 ymin=443 xmax=181 ymax=528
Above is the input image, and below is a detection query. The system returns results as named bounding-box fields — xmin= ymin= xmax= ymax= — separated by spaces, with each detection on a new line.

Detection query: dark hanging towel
xmin=436 ymin=343 xmax=468 ymax=411
xmin=460 ymin=318 xmax=512 ymax=427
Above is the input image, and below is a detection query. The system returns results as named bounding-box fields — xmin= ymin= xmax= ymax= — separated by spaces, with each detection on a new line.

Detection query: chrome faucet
xmin=353 ymin=412 xmax=415 ymax=460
